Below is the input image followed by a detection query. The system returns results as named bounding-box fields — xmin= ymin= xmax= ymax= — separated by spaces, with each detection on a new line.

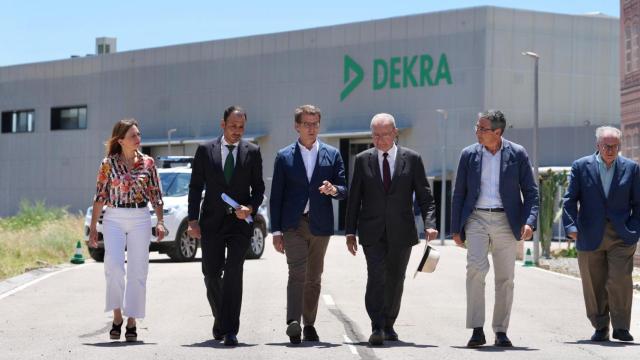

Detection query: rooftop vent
xmin=96 ymin=37 xmax=117 ymax=55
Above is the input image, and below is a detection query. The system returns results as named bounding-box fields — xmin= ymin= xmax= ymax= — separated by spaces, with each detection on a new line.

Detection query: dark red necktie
xmin=383 ymin=152 xmax=391 ymax=193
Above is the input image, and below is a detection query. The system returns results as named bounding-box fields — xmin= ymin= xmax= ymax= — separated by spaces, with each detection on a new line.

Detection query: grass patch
xmin=551 ymin=247 xmax=578 ymax=258
xmin=0 ymin=201 xmax=87 ymax=280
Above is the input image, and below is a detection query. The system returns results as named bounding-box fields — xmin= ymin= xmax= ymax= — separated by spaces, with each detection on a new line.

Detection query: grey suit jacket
xmin=345 ymin=146 xmax=436 ymax=247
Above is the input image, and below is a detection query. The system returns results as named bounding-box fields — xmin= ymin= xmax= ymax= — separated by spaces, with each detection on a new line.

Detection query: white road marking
xmin=0 ymin=264 xmax=87 ymax=300
xmin=325 ymin=294 xmax=359 ymax=356
xmin=343 ymin=335 xmax=359 ymax=355
xmin=322 ymin=294 xmax=335 ymax=307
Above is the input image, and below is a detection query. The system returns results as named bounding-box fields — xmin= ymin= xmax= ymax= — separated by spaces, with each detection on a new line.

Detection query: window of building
xmin=1 ymin=110 xmax=34 ymax=133
xmin=51 ymin=106 xmax=87 ymax=130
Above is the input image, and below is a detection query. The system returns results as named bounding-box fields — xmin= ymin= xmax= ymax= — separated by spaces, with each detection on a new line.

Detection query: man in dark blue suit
xmin=563 ymin=126 xmax=639 ymax=342
xmin=451 ymin=110 xmax=539 ymax=348
xmin=270 ymin=105 xmax=347 ymax=344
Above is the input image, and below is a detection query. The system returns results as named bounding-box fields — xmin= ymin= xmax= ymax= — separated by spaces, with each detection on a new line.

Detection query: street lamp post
xmin=522 ymin=51 xmax=540 ymax=265
xmin=167 ymin=128 xmax=177 ymax=156
xmin=436 ymin=109 xmax=448 ymax=246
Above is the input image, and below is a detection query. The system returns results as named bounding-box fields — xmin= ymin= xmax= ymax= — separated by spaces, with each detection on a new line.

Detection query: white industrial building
xmin=0 ymin=6 xmax=619 ymax=232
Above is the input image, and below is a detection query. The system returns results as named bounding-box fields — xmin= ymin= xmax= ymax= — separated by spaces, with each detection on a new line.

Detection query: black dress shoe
xmin=303 ymin=325 xmax=319 ymax=342
xmin=612 ymin=329 xmax=634 ymax=342
xmin=369 ymin=329 xmax=384 ymax=346
xmin=223 ymin=334 xmax=238 ymax=346
xmin=286 ymin=321 xmax=302 ymax=344
xmin=467 ymin=327 xmax=486 ymax=347
xmin=494 ymin=332 xmax=513 ymax=347
xmin=591 ymin=328 xmax=610 ymax=342
xmin=384 ymin=327 xmax=399 ymax=341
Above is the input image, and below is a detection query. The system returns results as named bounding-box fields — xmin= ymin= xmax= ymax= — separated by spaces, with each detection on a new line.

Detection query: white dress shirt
xmin=221 ymin=136 xmax=239 ymax=171
xmin=299 ymin=140 xmax=319 ymax=213
xmin=377 ymin=143 xmax=398 ymax=181
xmin=475 ymin=140 xmax=504 ymax=208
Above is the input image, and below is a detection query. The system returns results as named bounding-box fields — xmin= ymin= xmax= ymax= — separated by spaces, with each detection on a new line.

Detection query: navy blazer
xmin=270 ymin=141 xmax=347 ymax=236
xmin=562 ymin=153 xmax=640 ymax=251
xmin=451 ymin=139 xmax=539 ymax=241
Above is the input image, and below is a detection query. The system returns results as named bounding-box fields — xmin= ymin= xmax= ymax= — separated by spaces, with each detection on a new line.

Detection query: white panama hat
xmin=414 ymin=243 xmax=440 ymax=277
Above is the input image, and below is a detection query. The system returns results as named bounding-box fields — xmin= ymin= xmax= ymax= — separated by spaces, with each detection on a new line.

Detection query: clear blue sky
xmin=0 ymin=0 xmax=619 ymax=67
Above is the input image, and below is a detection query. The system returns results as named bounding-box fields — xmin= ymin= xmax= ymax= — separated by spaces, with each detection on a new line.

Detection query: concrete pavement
xmin=1 ymin=236 xmax=639 ymax=359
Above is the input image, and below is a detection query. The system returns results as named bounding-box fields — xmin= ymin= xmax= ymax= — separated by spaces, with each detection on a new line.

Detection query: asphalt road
xmin=1 ymin=236 xmax=639 ymax=360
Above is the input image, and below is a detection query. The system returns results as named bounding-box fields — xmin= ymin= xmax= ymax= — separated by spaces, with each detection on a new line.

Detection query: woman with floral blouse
xmin=88 ymin=118 xmax=166 ymax=342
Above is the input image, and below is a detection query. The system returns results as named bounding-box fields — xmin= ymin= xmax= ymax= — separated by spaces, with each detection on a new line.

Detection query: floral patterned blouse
xmin=94 ymin=150 xmax=163 ymax=208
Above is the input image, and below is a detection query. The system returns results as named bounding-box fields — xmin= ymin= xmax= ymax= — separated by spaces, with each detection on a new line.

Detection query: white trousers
xmin=102 ymin=207 xmax=151 ymax=318
xmin=464 ymin=210 xmax=517 ymax=333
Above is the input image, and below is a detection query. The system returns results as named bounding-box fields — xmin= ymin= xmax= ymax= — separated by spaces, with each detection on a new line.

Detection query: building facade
xmin=0 ymin=6 xmax=620 ymax=232
xmin=622 ymin=0 xmax=640 ymax=161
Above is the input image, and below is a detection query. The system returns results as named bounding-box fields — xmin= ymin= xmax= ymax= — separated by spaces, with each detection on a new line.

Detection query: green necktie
xmin=224 ymin=145 xmax=235 ymax=184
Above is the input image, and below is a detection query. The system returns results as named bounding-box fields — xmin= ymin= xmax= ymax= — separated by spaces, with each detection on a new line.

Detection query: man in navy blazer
xmin=451 ymin=110 xmax=539 ymax=348
xmin=270 ymin=105 xmax=347 ymax=344
xmin=563 ymin=126 xmax=639 ymax=342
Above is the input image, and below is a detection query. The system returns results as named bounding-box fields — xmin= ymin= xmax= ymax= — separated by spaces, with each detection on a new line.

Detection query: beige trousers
xmin=464 ymin=210 xmax=517 ymax=333
xmin=578 ymin=221 xmax=637 ymax=330
xmin=283 ymin=216 xmax=330 ymax=326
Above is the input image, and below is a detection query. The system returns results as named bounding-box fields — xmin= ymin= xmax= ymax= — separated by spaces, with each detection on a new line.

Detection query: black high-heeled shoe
xmin=125 ymin=325 xmax=137 ymax=342
xmin=110 ymin=321 xmax=123 ymax=340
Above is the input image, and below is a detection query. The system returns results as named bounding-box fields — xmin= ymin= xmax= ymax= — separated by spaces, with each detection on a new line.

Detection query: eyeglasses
xmin=474 ymin=125 xmax=494 ymax=133
xmin=599 ymin=143 xmax=620 ymax=152
xmin=300 ymin=121 xmax=320 ymax=129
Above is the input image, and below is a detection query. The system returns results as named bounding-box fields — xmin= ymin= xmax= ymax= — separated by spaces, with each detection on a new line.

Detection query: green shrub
xmin=0 ymin=201 xmax=85 ymax=280
xmin=0 ymin=200 xmax=67 ymax=231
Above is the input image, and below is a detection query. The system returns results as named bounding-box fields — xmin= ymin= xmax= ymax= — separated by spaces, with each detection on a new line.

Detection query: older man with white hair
xmin=345 ymin=113 xmax=438 ymax=346
xmin=563 ymin=125 xmax=640 ymax=342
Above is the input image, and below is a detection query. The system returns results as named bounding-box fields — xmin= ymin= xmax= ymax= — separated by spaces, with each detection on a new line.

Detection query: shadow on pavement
xmin=182 ymin=339 xmax=257 ymax=348
xmin=83 ymin=341 xmax=157 ymax=347
xmin=349 ymin=341 xmax=437 ymax=348
xmin=149 ymin=258 xmax=201 ymax=264
xmin=565 ymin=340 xmax=639 ymax=347
xmin=264 ymin=341 xmax=341 ymax=348
xmin=450 ymin=345 xmax=538 ymax=352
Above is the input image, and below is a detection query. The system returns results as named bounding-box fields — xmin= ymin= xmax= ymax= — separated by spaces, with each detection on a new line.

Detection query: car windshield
xmin=160 ymin=172 xmax=191 ymax=197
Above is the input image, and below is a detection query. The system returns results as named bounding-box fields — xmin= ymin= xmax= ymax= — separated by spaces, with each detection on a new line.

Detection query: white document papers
xmin=221 ymin=193 xmax=253 ymax=224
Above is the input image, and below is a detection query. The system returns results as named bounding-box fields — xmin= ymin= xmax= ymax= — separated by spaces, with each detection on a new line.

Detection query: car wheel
xmin=88 ymin=247 xmax=104 ymax=262
xmin=246 ymin=218 xmax=266 ymax=259
xmin=168 ymin=221 xmax=198 ymax=262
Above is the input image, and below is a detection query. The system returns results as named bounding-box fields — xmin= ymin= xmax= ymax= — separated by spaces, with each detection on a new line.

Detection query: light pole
xmin=167 ymin=128 xmax=177 ymax=156
xmin=522 ymin=51 xmax=540 ymax=265
xmin=436 ymin=109 xmax=448 ymax=246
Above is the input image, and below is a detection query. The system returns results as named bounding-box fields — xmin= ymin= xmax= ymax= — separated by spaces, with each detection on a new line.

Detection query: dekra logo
xmin=341 ymin=53 xmax=453 ymax=101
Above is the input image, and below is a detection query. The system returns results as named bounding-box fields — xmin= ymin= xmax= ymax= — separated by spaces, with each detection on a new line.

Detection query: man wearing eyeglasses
xmin=270 ymin=104 xmax=347 ymax=344
xmin=451 ymin=110 xmax=539 ymax=348
xmin=563 ymin=126 xmax=639 ymax=342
